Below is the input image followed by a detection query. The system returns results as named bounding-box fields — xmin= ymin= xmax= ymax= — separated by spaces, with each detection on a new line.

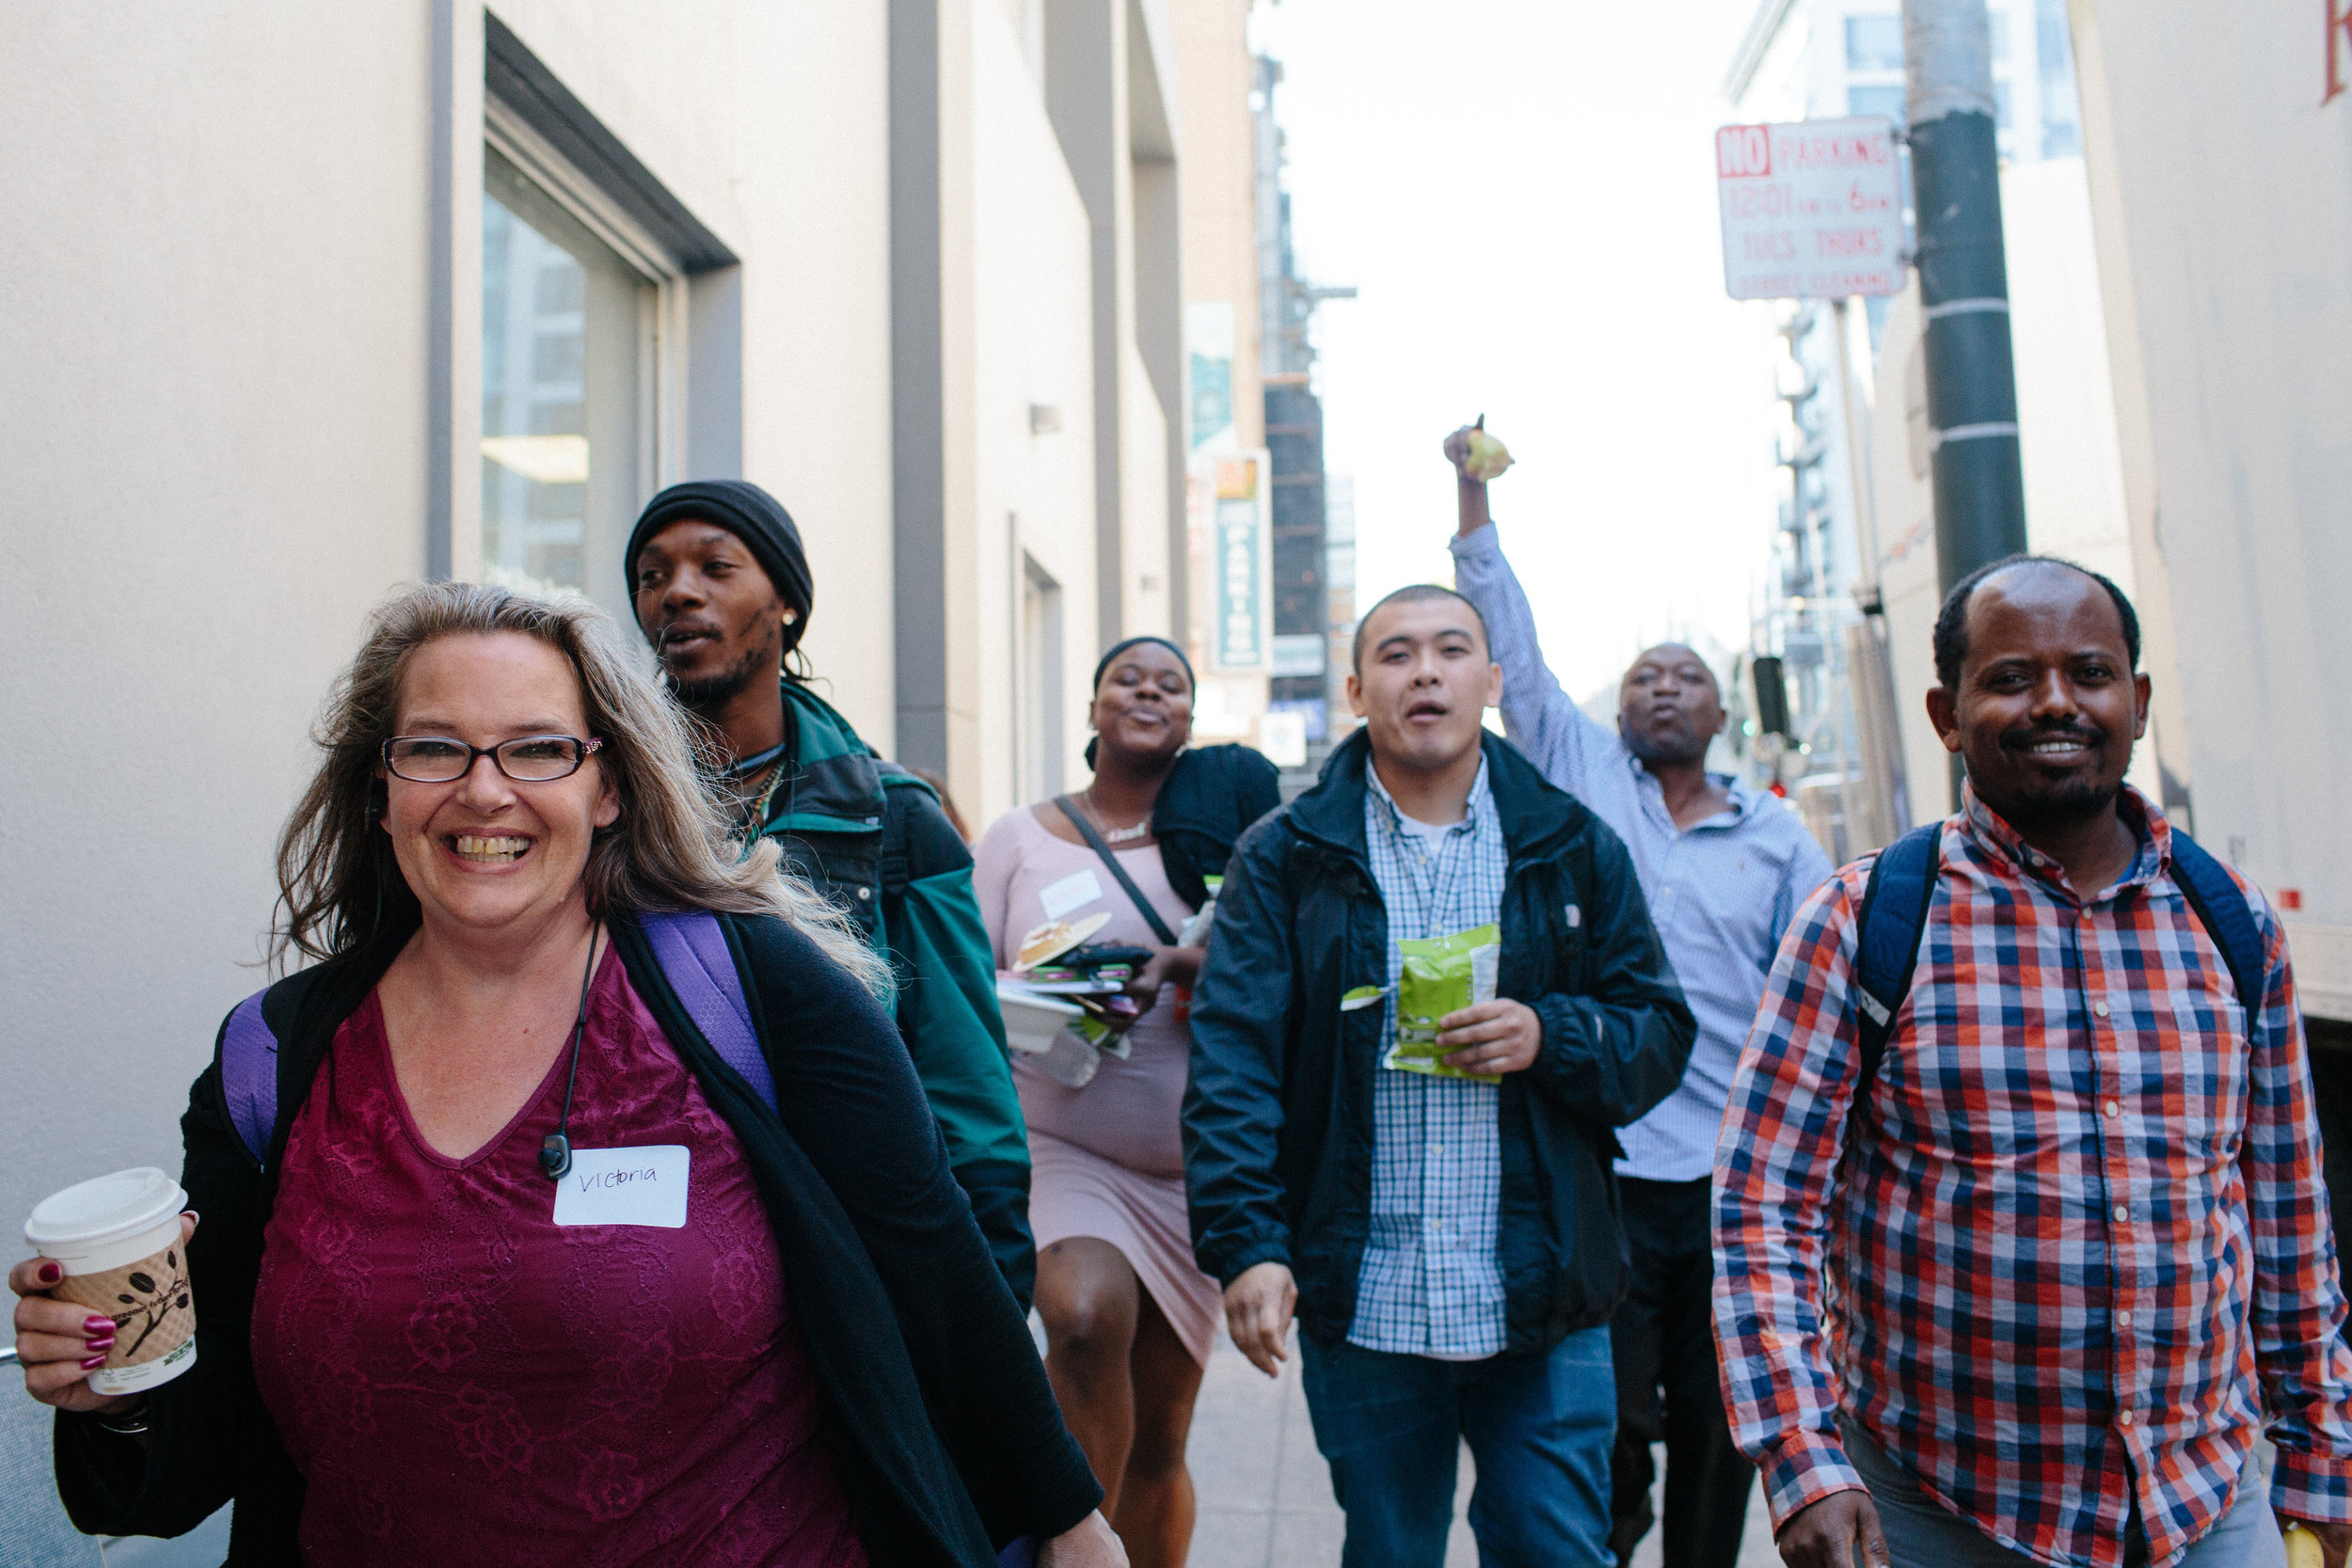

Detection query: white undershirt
xmin=1393 ymin=809 xmax=1460 ymax=848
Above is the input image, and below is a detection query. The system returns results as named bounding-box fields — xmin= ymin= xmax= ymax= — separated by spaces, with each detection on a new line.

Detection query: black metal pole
xmin=1905 ymin=0 xmax=2027 ymax=594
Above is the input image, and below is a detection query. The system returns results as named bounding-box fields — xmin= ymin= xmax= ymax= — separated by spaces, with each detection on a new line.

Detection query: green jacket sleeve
xmin=882 ymin=786 xmax=1037 ymax=1307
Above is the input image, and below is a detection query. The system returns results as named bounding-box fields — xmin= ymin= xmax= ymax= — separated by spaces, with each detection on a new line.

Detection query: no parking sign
xmin=1716 ymin=117 xmax=1907 ymax=300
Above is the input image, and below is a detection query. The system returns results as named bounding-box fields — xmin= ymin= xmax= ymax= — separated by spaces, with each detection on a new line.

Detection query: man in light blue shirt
xmin=1442 ymin=425 xmax=1835 ymax=1568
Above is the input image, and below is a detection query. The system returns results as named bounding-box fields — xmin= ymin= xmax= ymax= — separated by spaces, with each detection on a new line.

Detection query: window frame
xmin=485 ymin=100 xmax=689 ymax=509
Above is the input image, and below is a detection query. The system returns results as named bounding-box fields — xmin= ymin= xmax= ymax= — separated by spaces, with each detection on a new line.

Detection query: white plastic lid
xmin=24 ymin=1167 xmax=187 ymax=1257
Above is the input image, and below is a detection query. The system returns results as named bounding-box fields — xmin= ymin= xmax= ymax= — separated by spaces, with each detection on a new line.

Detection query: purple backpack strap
xmin=221 ymin=991 xmax=280 ymax=1167
xmin=639 ymin=910 xmax=777 ymax=1115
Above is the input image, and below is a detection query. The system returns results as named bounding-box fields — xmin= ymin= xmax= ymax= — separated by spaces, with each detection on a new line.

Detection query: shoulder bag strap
xmin=1053 ymin=796 xmax=1181 ymax=946
xmin=2165 ymin=830 xmax=2267 ymax=1021
xmin=640 ymin=910 xmax=779 ymax=1116
xmin=1848 ymin=822 xmax=1943 ymax=1123
xmin=221 ymin=992 xmax=280 ymax=1168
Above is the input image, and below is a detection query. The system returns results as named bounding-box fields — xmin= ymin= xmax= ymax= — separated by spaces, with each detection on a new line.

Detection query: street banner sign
xmin=1205 ymin=452 xmax=1272 ymax=673
xmin=1716 ymin=117 xmax=1906 ymax=300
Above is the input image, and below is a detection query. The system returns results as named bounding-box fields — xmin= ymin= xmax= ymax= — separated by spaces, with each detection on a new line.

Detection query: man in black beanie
xmin=628 ymin=480 xmax=1038 ymax=1307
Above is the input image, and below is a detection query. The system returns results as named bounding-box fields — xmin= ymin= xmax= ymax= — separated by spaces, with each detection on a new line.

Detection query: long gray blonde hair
xmin=272 ymin=581 xmax=889 ymax=994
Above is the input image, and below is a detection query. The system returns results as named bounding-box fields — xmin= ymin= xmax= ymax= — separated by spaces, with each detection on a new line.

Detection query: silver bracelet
xmin=94 ymin=1401 xmax=150 ymax=1436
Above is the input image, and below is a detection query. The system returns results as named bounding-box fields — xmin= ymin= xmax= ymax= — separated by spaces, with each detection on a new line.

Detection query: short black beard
xmin=1975 ymin=722 xmax=2125 ymax=834
xmin=661 ymin=632 xmax=776 ymax=716
xmin=1977 ymin=772 xmax=2122 ymax=836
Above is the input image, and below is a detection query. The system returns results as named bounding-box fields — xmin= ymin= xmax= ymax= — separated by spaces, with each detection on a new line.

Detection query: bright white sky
xmin=1256 ymin=0 xmax=1786 ymax=696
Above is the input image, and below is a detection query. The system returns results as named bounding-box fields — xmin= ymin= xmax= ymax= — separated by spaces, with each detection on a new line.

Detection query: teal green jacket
xmin=759 ymin=680 xmax=1035 ymax=1306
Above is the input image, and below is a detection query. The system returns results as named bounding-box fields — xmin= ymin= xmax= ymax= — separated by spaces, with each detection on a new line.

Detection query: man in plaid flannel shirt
xmin=1714 ymin=557 xmax=2352 ymax=1568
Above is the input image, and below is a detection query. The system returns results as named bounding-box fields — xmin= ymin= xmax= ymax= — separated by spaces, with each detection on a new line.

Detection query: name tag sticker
xmin=1040 ymin=869 xmax=1105 ymax=920
xmin=552 ymin=1145 xmax=691 ymax=1228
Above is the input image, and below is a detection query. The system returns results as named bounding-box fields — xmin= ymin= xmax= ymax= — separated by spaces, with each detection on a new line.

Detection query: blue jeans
xmin=1299 ymin=1326 xmax=1618 ymax=1568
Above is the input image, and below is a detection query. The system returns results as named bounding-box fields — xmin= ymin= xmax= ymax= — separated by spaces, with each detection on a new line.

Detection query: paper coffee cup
xmin=24 ymin=1167 xmax=197 ymax=1396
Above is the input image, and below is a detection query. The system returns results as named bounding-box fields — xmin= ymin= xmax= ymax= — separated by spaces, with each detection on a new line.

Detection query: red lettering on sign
xmin=2331 ymin=0 xmax=2352 ymax=104
xmin=1816 ymin=229 xmax=1885 ymax=257
xmin=1717 ymin=124 xmax=1772 ymax=178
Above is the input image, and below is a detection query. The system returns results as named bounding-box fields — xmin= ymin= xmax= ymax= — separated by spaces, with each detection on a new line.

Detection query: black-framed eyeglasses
xmin=381 ymin=735 xmax=604 ymax=783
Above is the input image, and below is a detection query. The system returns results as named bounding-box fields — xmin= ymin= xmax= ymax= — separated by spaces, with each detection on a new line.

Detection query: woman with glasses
xmin=972 ymin=638 xmax=1279 ymax=1568
xmin=12 ymin=582 xmax=1120 ymax=1568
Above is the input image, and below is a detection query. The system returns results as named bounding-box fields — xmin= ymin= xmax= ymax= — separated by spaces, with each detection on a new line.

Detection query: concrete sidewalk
xmin=1182 ymin=1327 xmax=1783 ymax=1568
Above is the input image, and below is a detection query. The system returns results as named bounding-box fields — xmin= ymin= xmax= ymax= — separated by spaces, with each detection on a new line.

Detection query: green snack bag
xmin=1383 ymin=924 xmax=1502 ymax=1084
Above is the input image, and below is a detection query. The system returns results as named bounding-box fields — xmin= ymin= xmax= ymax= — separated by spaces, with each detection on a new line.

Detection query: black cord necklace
xmin=536 ymin=926 xmax=602 ymax=1182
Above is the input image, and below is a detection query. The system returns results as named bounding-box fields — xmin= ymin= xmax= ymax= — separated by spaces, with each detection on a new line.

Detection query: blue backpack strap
xmin=1849 ymin=823 xmax=1944 ymax=1109
xmin=221 ymin=990 xmax=281 ymax=1168
xmin=2165 ymin=830 xmax=2267 ymax=1021
xmin=639 ymin=909 xmax=778 ymax=1115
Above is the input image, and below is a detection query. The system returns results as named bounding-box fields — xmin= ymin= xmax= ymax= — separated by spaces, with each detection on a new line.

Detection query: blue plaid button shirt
xmin=1351 ymin=759 xmax=1511 ymax=1358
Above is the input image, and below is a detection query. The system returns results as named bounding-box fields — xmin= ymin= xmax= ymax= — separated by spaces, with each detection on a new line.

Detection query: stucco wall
xmin=0 ymin=5 xmax=441 ymax=1552
xmin=971 ymin=0 xmax=1103 ymax=831
xmin=2070 ymin=0 xmax=2352 ymax=1012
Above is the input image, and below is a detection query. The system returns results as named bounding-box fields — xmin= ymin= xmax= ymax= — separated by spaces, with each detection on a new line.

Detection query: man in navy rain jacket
xmin=1184 ymin=584 xmax=1694 ymax=1568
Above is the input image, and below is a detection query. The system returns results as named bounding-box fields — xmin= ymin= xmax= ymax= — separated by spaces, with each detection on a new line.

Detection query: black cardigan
xmin=54 ymin=909 xmax=1101 ymax=1565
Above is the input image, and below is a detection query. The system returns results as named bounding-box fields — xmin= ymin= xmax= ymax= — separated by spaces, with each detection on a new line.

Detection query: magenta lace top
xmin=250 ymin=948 xmax=867 ymax=1566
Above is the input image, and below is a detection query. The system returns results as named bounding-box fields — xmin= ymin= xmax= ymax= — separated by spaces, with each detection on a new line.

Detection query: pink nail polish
xmin=86 ymin=1333 xmax=115 ymax=1351
xmin=82 ymin=1316 xmax=113 ymax=1336
xmin=38 ymin=1262 xmax=61 ymax=1285
xmin=80 ymin=1354 xmax=108 ymax=1370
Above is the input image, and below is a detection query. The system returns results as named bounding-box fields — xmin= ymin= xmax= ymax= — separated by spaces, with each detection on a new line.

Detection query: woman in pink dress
xmin=974 ymin=637 xmax=1276 ymax=1568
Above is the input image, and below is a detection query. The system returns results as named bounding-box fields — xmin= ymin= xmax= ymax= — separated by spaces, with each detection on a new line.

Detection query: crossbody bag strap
xmin=1053 ymin=795 xmax=1181 ymax=946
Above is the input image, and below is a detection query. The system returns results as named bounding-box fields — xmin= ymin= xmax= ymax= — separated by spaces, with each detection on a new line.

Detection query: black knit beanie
xmin=625 ymin=481 xmax=814 ymax=653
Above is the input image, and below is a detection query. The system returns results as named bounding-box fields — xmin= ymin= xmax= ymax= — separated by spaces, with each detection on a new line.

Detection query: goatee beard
xmin=664 ymin=641 xmax=771 ymax=714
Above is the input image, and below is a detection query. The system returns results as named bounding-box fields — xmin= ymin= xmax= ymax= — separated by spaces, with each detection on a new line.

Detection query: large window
xmin=480 ymin=148 xmax=652 ymax=611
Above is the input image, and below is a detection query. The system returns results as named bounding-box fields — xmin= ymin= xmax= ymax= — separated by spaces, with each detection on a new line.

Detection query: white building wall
xmin=2069 ymin=0 xmax=2352 ymax=1012
xmin=735 ymin=6 xmax=899 ymax=749
xmin=971 ymin=0 xmax=1104 ymax=830
xmin=1120 ymin=340 xmax=1174 ymax=638
xmin=0 ymin=8 xmax=438 ymax=1556
xmin=0 ymin=2 xmax=438 ymax=1264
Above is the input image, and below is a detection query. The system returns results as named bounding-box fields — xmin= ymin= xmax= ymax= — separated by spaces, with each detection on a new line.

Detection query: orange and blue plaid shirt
xmin=1713 ymin=784 xmax=2352 ymax=1567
